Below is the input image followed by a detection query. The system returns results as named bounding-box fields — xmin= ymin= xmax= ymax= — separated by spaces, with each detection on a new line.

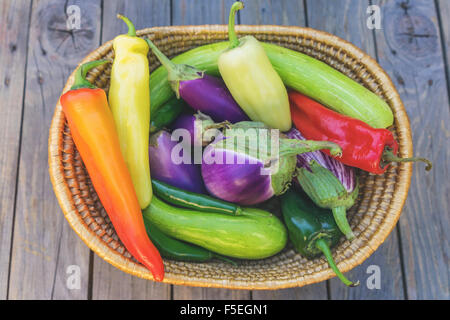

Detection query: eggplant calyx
xmin=145 ymin=37 xmax=204 ymax=98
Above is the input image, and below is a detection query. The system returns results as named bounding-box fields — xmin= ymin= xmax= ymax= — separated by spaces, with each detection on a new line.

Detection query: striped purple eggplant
xmin=201 ymin=122 xmax=342 ymax=206
xmin=286 ymin=128 xmax=359 ymax=241
xmin=146 ymin=38 xmax=248 ymax=123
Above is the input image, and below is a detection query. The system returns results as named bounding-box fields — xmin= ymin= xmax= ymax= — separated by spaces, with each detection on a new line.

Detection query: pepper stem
xmin=315 ymin=238 xmax=359 ymax=287
xmin=280 ymin=139 xmax=342 ymax=158
xmin=382 ymin=149 xmax=432 ymax=171
xmin=145 ymin=37 xmax=203 ymax=98
xmin=332 ymin=206 xmax=355 ymax=241
xmin=117 ymin=14 xmax=136 ymax=37
xmin=70 ymin=59 xmax=110 ymax=90
xmin=228 ymin=1 xmax=244 ymax=49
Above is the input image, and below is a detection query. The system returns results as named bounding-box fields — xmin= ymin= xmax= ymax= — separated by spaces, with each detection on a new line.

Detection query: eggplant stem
xmin=145 ymin=38 xmax=177 ymax=72
xmin=332 ymin=206 xmax=355 ymax=241
xmin=382 ymin=149 xmax=432 ymax=171
xmin=315 ymin=238 xmax=359 ymax=287
xmin=279 ymin=139 xmax=342 ymax=158
xmin=117 ymin=14 xmax=136 ymax=37
xmin=228 ymin=1 xmax=244 ymax=49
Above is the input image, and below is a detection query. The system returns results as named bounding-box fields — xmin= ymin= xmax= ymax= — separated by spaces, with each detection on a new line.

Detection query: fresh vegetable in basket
xmin=171 ymin=112 xmax=224 ymax=147
xmin=289 ymin=91 xmax=432 ymax=174
xmin=149 ymin=22 xmax=394 ymax=129
xmin=150 ymin=96 xmax=189 ymax=133
xmin=60 ymin=60 xmax=164 ymax=281
xmin=143 ymin=218 xmax=236 ymax=265
xmin=149 ymin=130 xmax=206 ymax=194
xmin=218 ymin=2 xmax=291 ymax=131
xmin=108 ymin=15 xmax=152 ymax=209
xmin=201 ymin=121 xmax=342 ymax=205
xmin=146 ymin=38 xmax=248 ymax=123
xmin=287 ymin=128 xmax=358 ymax=241
xmin=281 ymin=189 xmax=359 ymax=287
xmin=152 ymin=179 xmax=242 ymax=216
xmin=143 ymin=196 xmax=287 ymax=259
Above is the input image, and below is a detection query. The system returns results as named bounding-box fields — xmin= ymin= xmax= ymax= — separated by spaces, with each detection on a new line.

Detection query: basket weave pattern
xmin=49 ymin=25 xmax=412 ymax=289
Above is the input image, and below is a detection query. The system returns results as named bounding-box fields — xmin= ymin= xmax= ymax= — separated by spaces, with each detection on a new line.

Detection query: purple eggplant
xmin=171 ymin=112 xmax=223 ymax=147
xmin=201 ymin=122 xmax=342 ymax=205
xmin=286 ymin=128 xmax=359 ymax=241
xmin=286 ymin=128 xmax=356 ymax=193
xmin=146 ymin=38 xmax=248 ymax=123
xmin=149 ymin=130 xmax=206 ymax=194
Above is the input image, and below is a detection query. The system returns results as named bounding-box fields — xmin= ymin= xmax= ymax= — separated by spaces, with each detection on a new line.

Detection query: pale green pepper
xmin=109 ymin=15 xmax=152 ymax=209
xmin=218 ymin=1 xmax=291 ymax=132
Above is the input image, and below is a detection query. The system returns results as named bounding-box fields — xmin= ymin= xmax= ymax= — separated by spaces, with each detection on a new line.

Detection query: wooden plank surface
xmin=306 ymin=0 xmax=406 ymax=300
xmin=0 ymin=0 xmax=32 ymax=300
xmin=172 ymin=0 xmax=235 ymax=26
xmin=372 ymin=0 xmax=450 ymax=300
xmin=437 ymin=0 xmax=450 ymax=95
xmin=90 ymin=0 xmax=172 ymax=300
xmin=239 ymin=0 xmax=306 ymax=26
xmin=7 ymin=0 xmax=102 ymax=299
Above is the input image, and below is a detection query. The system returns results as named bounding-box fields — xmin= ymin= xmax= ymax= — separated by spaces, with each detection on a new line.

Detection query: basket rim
xmin=48 ymin=24 xmax=412 ymax=290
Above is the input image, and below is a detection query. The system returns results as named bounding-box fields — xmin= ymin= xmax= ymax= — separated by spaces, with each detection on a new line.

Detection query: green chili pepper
xmin=150 ymin=96 xmax=189 ymax=133
xmin=152 ymin=179 xmax=242 ymax=215
xmin=143 ymin=218 xmax=236 ymax=265
xmin=281 ymin=188 xmax=359 ymax=287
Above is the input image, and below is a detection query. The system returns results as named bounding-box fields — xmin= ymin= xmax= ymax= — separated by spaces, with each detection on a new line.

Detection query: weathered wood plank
xmin=92 ymin=257 xmax=171 ymax=300
xmin=7 ymin=0 xmax=102 ymax=300
xmin=372 ymin=0 xmax=450 ymax=300
xmin=0 ymin=0 xmax=32 ymax=300
xmin=239 ymin=0 xmax=326 ymax=300
xmin=437 ymin=0 xmax=450 ymax=93
xmin=100 ymin=0 xmax=171 ymax=43
xmin=91 ymin=0 xmax=172 ymax=300
xmin=306 ymin=0 xmax=406 ymax=300
xmin=239 ymin=0 xmax=306 ymax=26
xmin=172 ymin=0 xmax=235 ymax=25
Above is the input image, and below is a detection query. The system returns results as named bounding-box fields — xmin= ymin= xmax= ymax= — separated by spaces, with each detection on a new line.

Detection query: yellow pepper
xmin=109 ymin=15 xmax=152 ymax=209
xmin=218 ymin=2 xmax=291 ymax=132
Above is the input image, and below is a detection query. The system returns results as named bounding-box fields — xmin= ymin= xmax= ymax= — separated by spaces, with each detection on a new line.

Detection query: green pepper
xmin=152 ymin=179 xmax=242 ymax=215
xmin=281 ymin=189 xmax=359 ymax=287
xmin=150 ymin=96 xmax=188 ymax=133
xmin=143 ymin=218 xmax=236 ymax=265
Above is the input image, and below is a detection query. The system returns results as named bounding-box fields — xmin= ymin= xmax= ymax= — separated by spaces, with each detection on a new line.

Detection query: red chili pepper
xmin=60 ymin=60 xmax=164 ymax=281
xmin=289 ymin=90 xmax=432 ymax=174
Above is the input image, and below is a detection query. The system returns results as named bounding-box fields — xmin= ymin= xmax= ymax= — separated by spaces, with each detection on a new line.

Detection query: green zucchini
xmin=143 ymin=196 xmax=287 ymax=260
xmin=149 ymin=41 xmax=393 ymax=129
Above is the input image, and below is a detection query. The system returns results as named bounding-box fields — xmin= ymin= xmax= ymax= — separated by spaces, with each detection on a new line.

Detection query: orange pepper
xmin=60 ymin=60 xmax=164 ymax=281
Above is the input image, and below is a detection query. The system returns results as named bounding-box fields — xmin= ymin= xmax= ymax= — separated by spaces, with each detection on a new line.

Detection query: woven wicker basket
xmin=48 ymin=25 xmax=412 ymax=290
